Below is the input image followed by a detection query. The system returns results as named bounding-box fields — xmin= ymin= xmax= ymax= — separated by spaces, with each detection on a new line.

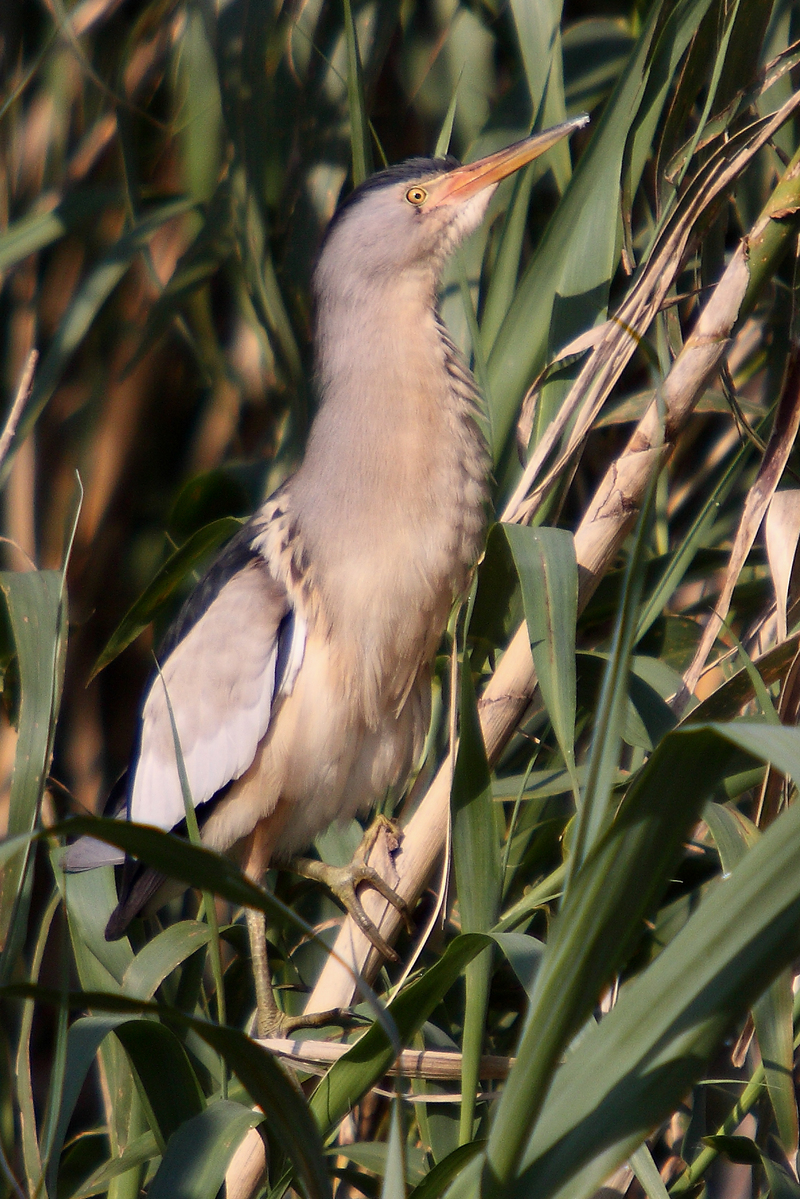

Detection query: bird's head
xmin=314 ymin=115 xmax=589 ymax=299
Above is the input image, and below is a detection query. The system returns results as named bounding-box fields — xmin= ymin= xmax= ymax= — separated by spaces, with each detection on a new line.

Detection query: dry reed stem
xmin=764 ymin=490 xmax=800 ymax=643
xmin=591 ymin=1165 xmax=634 ymax=1199
xmin=255 ymin=1039 xmax=512 ymax=1080
xmin=224 ymin=1129 xmax=269 ymax=1199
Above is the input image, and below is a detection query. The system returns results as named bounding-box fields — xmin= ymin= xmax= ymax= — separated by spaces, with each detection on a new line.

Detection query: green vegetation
xmin=3 ymin=1 xmax=800 ymax=1197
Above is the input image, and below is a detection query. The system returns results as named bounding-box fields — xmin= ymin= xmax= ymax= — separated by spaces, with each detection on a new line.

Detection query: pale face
xmin=314 ymin=160 xmax=497 ymax=294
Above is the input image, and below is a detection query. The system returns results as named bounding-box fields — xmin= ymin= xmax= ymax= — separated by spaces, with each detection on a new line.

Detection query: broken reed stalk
xmin=304 ymin=140 xmax=800 ymax=1016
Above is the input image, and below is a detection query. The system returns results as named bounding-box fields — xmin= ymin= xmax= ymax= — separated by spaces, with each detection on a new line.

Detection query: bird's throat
xmin=304 ymin=278 xmax=474 ymax=511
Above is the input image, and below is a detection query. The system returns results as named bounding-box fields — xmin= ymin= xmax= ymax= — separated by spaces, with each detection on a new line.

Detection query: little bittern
xmin=65 ymin=116 xmax=587 ymax=1036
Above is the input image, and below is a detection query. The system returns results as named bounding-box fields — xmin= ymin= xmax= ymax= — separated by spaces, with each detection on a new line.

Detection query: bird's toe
xmin=254 ymin=1004 xmax=349 ymax=1040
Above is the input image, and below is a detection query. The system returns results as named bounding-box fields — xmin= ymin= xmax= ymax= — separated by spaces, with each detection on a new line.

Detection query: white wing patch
xmin=130 ymin=558 xmax=305 ymax=831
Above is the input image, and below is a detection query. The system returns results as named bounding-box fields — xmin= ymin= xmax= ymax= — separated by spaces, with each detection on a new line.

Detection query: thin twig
xmin=0 ymin=351 xmax=37 ymax=475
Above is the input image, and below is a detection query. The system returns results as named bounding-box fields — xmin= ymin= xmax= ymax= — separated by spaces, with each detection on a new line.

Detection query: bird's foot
xmin=246 ymin=908 xmax=354 ymax=1040
xmin=289 ymin=815 xmax=413 ymax=962
xmin=254 ymin=1002 xmax=350 ymax=1040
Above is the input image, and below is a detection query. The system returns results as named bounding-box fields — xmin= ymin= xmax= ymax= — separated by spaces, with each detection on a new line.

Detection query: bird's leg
xmin=244 ymin=905 xmax=280 ymax=1036
xmin=242 ymin=813 xmax=341 ymax=1038
xmin=244 ymin=906 xmax=342 ymax=1038
xmin=289 ymin=815 xmax=414 ymax=962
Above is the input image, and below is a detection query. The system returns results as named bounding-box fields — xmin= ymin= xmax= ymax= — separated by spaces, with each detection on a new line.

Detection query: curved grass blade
xmin=488 ymin=0 xmax=717 ymax=471
xmin=47 ymin=1015 xmax=131 ymax=1198
xmin=0 ymin=571 xmax=65 ymax=975
xmin=334 ymin=1141 xmax=427 ymax=1186
xmin=157 ymin=658 xmax=227 ymax=1086
xmin=629 ymin=1145 xmax=671 ymax=1199
xmin=309 ymin=934 xmax=491 ymax=1136
xmin=435 ymin=78 xmax=462 ymax=158
xmin=62 ymin=865 xmax=134 ymax=991
xmin=635 ymin=436 xmax=754 ymax=643
xmin=510 ymin=0 xmax=559 ymax=122
xmin=16 ymin=890 xmax=59 ymax=1196
xmin=112 ymin=1020 xmax=206 ymax=1153
xmin=451 ymin=667 xmax=499 ymax=1143
xmin=502 ymin=525 xmax=578 ymax=800
xmin=409 ymin=1143 xmax=486 ymax=1199
xmin=70 ymin=1129 xmax=159 ymax=1199
xmin=58 ymin=816 xmax=392 ymax=1039
xmin=0 ymin=189 xmax=117 ymax=273
xmin=381 ymin=1099 xmax=407 ymax=1199
xmin=59 ymin=816 xmax=339 ymax=936
xmin=121 ymin=921 xmax=213 ymax=1001
xmin=343 ymin=0 xmax=372 ymax=186
xmin=450 ymin=722 xmax=800 ymax=1199
xmin=47 ymin=1012 xmax=205 ymax=1194
xmin=482 ymin=724 xmax=750 ymax=1192
xmin=502 ymin=725 xmax=800 ymax=1199
xmin=486 ymin=0 xmax=659 ymax=460
xmin=704 ymin=802 xmax=798 ymax=1155
xmin=569 ymin=485 xmax=654 ymax=878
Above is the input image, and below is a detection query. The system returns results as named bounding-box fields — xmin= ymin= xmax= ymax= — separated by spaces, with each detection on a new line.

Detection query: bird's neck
xmin=284 ymin=271 xmax=488 ymax=697
xmin=297 ymin=269 xmax=477 ymax=508
xmin=314 ymin=269 xmax=445 ymax=439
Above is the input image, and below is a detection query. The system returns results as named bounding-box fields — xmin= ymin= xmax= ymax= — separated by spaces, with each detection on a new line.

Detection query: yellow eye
xmin=406 ymin=186 xmax=428 ymax=206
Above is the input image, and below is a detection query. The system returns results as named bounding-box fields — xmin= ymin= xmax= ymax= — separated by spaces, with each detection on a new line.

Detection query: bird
xmin=64 ymin=115 xmax=587 ymax=1037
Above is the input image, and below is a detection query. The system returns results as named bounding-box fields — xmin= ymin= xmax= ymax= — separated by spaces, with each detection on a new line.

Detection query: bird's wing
xmin=130 ymin=536 xmax=305 ymax=831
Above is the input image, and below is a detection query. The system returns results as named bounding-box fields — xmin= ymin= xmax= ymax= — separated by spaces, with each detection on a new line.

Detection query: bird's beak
xmin=425 ymin=114 xmax=589 ymax=208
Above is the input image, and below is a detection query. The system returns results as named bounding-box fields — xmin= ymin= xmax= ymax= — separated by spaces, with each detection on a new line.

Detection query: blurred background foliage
xmin=5 ymin=0 xmax=800 ymax=1198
